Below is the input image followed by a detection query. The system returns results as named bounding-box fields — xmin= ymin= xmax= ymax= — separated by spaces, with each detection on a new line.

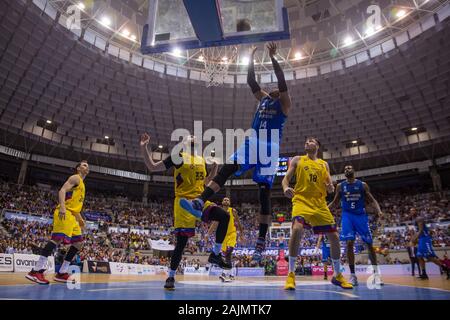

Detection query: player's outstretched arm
xmin=140 ymin=133 xmax=172 ymax=172
xmin=247 ymin=46 xmax=268 ymax=101
xmin=363 ymin=182 xmax=382 ymax=216
xmin=328 ymin=183 xmax=341 ymax=209
xmin=267 ymin=42 xmax=291 ymax=115
xmin=282 ymin=156 xmax=299 ymax=198
xmin=324 ymin=162 xmax=335 ymax=194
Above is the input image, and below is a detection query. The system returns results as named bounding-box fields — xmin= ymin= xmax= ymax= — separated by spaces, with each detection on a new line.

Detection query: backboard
xmin=141 ymin=0 xmax=290 ymax=54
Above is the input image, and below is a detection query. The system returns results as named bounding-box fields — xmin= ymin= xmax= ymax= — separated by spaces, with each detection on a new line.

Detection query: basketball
xmin=236 ymin=18 xmax=251 ymax=32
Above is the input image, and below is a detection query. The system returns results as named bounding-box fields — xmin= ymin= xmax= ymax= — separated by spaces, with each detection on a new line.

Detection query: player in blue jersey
xmin=328 ymin=165 xmax=383 ymax=286
xmin=315 ymin=234 xmax=331 ymax=280
xmin=410 ymin=207 xmax=447 ymax=280
xmin=180 ymin=42 xmax=291 ymax=261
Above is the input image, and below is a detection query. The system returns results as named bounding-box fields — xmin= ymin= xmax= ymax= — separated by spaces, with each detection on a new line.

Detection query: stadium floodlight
xmin=100 ymin=16 xmax=111 ymax=27
xmin=241 ymin=56 xmax=250 ymax=65
xmin=46 ymin=120 xmax=52 ymax=124
xmin=294 ymin=52 xmax=302 ymax=60
xmin=77 ymin=2 xmax=85 ymax=10
xmin=396 ymin=10 xmax=406 ymax=18
xmin=104 ymin=136 xmax=109 ymax=139
xmin=344 ymin=36 xmax=353 ymax=46
xmin=411 ymin=127 xmax=418 ymax=131
xmin=172 ymin=48 xmax=182 ymax=57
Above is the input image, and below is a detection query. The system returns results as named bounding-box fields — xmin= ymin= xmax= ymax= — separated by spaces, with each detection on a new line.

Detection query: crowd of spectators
xmin=0 ymin=181 xmax=449 ymax=270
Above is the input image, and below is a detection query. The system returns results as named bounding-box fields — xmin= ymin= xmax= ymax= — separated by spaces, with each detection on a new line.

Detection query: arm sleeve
xmin=271 ymin=56 xmax=287 ymax=92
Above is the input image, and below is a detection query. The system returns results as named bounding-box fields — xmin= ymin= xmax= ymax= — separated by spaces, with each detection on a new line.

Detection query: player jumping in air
xmin=180 ymin=42 xmax=291 ymax=262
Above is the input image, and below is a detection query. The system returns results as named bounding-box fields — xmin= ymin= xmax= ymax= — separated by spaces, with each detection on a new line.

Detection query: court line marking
xmin=293 ymin=288 xmax=359 ymax=299
xmin=384 ymin=282 xmax=450 ymax=293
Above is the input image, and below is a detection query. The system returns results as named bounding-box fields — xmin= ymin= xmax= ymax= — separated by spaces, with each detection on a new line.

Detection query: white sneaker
xmin=350 ymin=274 xmax=359 ymax=286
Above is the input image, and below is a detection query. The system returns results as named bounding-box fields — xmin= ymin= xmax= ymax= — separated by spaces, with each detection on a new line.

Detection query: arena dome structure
xmin=0 ymin=0 xmax=449 ymax=190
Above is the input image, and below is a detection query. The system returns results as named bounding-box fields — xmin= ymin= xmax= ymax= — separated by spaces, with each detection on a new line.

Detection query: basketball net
xmin=201 ymin=46 xmax=238 ymax=87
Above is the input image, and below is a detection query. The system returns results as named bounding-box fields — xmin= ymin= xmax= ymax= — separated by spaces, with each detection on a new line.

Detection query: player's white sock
xmin=34 ymin=256 xmax=48 ymax=271
xmin=331 ymin=259 xmax=341 ymax=276
xmin=59 ymin=260 xmax=70 ymax=274
xmin=289 ymin=256 xmax=296 ymax=273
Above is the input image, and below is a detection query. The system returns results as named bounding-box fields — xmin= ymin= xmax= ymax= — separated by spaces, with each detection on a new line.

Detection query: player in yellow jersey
xmin=26 ymin=160 xmax=89 ymax=285
xmin=282 ymin=138 xmax=353 ymax=290
xmin=140 ymin=133 xmax=232 ymax=290
xmin=206 ymin=197 xmax=244 ymax=282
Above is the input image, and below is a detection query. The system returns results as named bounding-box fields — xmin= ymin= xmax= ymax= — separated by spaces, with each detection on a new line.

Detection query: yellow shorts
xmin=222 ymin=231 xmax=237 ymax=252
xmin=292 ymin=197 xmax=337 ymax=234
xmin=174 ymin=198 xmax=214 ymax=237
xmin=51 ymin=208 xmax=83 ymax=244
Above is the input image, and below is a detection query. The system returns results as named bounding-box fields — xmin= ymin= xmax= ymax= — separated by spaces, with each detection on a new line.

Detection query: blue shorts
xmin=340 ymin=212 xmax=373 ymax=245
xmin=230 ymin=136 xmax=280 ymax=188
xmin=417 ymin=237 xmax=436 ymax=259
xmin=321 ymin=246 xmax=331 ymax=262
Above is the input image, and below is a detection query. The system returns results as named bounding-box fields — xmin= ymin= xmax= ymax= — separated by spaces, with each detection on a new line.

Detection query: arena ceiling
xmin=41 ymin=0 xmax=448 ymax=73
xmin=0 ymin=0 xmax=449 ymax=174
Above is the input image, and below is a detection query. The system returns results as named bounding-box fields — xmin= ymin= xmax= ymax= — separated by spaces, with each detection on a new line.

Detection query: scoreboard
xmin=275 ymin=157 xmax=290 ymax=176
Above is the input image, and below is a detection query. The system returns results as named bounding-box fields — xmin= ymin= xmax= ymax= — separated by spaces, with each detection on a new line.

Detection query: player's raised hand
xmin=267 ymin=42 xmax=277 ymax=58
xmin=284 ymin=187 xmax=295 ymax=199
xmin=140 ymin=133 xmax=150 ymax=147
xmin=249 ymin=45 xmax=257 ymax=57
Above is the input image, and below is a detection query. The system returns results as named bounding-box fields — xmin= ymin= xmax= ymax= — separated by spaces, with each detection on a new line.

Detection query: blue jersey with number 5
xmin=251 ymin=96 xmax=286 ymax=142
xmin=340 ymin=180 xmax=366 ymax=215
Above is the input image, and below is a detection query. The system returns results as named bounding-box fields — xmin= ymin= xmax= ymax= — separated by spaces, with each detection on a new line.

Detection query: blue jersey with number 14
xmin=251 ymin=96 xmax=286 ymax=141
xmin=340 ymin=179 xmax=366 ymax=215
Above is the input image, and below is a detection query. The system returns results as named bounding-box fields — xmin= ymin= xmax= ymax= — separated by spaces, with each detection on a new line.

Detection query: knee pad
xmin=258 ymin=183 xmax=271 ymax=215
xmin=212 ymin=163 xmax=239 ymax=187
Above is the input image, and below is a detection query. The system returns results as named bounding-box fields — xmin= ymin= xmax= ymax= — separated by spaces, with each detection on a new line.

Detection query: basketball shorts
xmin=416 ymin=237 xmax=437 ymax=259
xmin=51 ymin=208 xmax=83 ymax=245
xmin=339 ymin=212 xmax=373 ymax=244
xmin=222 ymin=231 xmax=237 ymax=252
xmin=292 ymin=197 xmax=336 ymax=234
xmin=230 ymin=136 xmax=280 ymax=188
xmin=174 ymin=197 xmax=214 ymax=237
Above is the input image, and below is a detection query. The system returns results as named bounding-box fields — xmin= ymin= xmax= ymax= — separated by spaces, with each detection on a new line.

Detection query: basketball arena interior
xmin=0 ymin=0 xmax=449 ymax=304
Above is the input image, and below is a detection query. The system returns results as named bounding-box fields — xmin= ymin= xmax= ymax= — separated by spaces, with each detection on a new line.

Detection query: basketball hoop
xmin=200 ymin=46 xmax=238 ymax=87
